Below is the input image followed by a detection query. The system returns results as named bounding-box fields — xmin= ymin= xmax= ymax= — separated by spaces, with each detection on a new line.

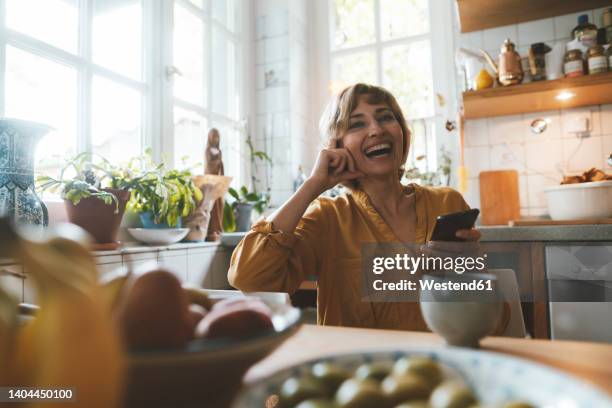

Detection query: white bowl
xmin=544 ymin=180 xmax=612 ymax=220
xmin=233 ymin=348 xmax=612 ymax=407
xmin=127 ymin=228 xmax=190 ymax=245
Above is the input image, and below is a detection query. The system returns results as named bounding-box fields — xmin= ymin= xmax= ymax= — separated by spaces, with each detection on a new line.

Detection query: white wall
xmin=251 ymin=0 xmax=321 ymax=206
xmin=456 ymin=7 xmax=611 ymax=217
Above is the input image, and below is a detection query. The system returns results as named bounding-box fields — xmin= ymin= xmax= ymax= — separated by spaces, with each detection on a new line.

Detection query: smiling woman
xmin=228 ymin=83 xmax=478 ymax=331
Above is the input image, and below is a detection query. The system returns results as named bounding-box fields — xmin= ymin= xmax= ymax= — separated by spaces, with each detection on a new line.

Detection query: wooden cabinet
xmin=158 ymin=249 xmax=188 ymax=282
xmin=481 ymin=242 xmax=548 ymax=339
xmin=3 ymin=244 xmax=233 ymax=306
xmin=463 ymin=73 xmax=612 ymax=119
xmin=456 ymin=0 xmax=611 ymax=33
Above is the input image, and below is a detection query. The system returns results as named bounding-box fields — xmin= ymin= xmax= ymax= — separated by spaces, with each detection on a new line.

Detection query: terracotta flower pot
xmin=64 ymin=188 xmax=131 ymax=245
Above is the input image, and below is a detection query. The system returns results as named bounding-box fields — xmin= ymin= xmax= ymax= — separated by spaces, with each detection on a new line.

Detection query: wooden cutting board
xmin=479 ymin=170 xmax=520 ymax=225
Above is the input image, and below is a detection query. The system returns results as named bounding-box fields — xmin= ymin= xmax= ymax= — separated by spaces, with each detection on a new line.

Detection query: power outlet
xmin=565 ymin=116 xmax=590 ymax=135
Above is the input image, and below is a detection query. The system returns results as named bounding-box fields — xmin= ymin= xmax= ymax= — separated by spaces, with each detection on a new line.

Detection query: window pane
xmin=174 ymin=3 xmax=206 ymax=106
xmin=382 ymin=40 xmax=434 ymax=119
xmin=331 ymin=52 xmax=376 ymax=91
xmin=6 ymin=0 xmax=78 ymax=54
xmin=211 ymin=123 xmax=241 ymax=189
xmin=91 ymin=77 xmax=142 ymax=163
xmin=189 ymin=0 xmax=204 ymax=8
xmin=333 ymin=0 xmax=375 ymax=49
xmin=212 ymin=0 xmax=238 ymax=33
xmin=4 ymin=46 xmax=77 ymax=176
xmin=380 ymin=0 xmax=429 ymax=40
xmin=173 ymin=107 xmax=206 ymax=173
xmin=212 ymin=29 xmax=239 ymax=119
xmin=93 ymin=0 xmax=143 ymax=80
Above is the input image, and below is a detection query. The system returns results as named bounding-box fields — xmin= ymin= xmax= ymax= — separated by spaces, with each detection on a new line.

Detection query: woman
xmin=228 ymin=83 xmax=480 ymax=331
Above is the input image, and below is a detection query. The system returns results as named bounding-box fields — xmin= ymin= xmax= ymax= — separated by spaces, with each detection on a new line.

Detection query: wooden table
xmin=246 ymin=324 xmax=612 ymax=396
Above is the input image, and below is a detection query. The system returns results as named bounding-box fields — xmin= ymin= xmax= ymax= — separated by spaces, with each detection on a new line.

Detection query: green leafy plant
xmin=245 ymin=135 xmax=272 ymax=194
xmin=36 ymin=152 xmax=125 ymax=213
xmin=404 ymin=148 xmax=452 ymax=187
xmin=222 ymin=186 xmax=270 ymax=232
xmin=126 ymin=151 xmax=203 ymax=227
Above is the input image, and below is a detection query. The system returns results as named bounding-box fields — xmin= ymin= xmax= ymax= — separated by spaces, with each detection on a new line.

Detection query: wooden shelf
xmin=457 ymin=0 xmax=610 ymax=33
xmin=463 ymin=72 xmax=612 ymax=119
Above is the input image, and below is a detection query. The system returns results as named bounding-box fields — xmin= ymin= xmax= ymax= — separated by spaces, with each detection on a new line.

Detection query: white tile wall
xmin=604 ymin=135 xmax=612 ymax=171
xmin=517 ymin=18 xmax=555 ymax=46
xmin=490 ymin=142 xmax=527 ymax=174
xmin=460 ymin=7 xmax=611 ymax=218
xmin=463 ymin=145 xmax=490 ymax=176
xmin=483 ymin=24 xmax=518 ymax=51
xmin=252 ymin=0 xmax=318 ymax=206
xmin=488 ymin=115 xmax=526 ymax=143
xmin=563 ymin=136 xmax=605 ymax=172
xmin=524 ymin=139 xmax=564 ymax=174
xmin=526 ymin=173 xmax=559 ymax=208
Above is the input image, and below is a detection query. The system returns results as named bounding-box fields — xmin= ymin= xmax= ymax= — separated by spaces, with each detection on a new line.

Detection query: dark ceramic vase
xmin=0 ymin=118 xmax=52 ymax=231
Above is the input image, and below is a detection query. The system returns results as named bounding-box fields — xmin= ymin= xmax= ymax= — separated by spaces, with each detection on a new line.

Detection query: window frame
xmin=164 ymin=0 xmax=246 ymax=182
xmin=0 ymin=0 xmax=247 ymax=185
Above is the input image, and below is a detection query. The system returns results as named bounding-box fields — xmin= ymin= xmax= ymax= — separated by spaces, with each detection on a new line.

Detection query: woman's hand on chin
xmin=307 ymin=148 xmax=364 ymax=194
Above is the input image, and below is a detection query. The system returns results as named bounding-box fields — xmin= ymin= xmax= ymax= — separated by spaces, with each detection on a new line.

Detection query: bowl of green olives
xmin=232 ymin=348 xmax=612 ymax=408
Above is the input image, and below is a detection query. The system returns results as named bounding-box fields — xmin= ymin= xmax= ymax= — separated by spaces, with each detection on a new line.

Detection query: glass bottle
xmin=572 ymin=14 xmax=598 ymax=48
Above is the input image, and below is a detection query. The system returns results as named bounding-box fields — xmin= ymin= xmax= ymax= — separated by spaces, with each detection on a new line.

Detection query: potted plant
xmin=125 ymin=152 xmax=202 ymax=229
xmin=224 ymin=186 xmax=269 ymax=232
xmin=36 ymin=152 xmax=132 ymax=247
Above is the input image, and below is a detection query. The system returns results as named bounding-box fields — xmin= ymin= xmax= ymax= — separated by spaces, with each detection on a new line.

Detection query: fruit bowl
xmin=233 ymin=348 xmax=612 ymax=408
xmin=125 ymin=296 xmax=301 ymax=407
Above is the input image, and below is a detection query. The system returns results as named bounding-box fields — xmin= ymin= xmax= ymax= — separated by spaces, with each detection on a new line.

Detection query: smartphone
xmin=430 ymin=208 xmax=480 ymax=241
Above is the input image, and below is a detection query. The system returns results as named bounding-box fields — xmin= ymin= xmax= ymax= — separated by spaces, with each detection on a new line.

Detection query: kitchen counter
xmin=479 ymin=224 xmax=612 ymax=242
xmin=0 ymin=241 xmax=222 ymax=265
xmin=221 ymin=224 xmax=612 ymax=246
xmin=247 ymin=324 xmax=612 ymax=396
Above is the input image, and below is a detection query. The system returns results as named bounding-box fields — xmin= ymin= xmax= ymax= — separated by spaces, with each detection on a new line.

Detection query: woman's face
xmin=339 ymin=97 xmax=406 ymax=179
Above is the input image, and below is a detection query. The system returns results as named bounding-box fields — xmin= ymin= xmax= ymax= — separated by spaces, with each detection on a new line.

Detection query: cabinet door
xmin=210 ymin=248 xmax=232 ymax=289
xmin=187 ymin=250 xmax=215 ymax=288
xmin=0 ymin=264 xmax=24 ymax=302
xmin=95 ymin=254 xmax=124 ymax=280
xmin=158 ymin=250 xmax=188 ymax=282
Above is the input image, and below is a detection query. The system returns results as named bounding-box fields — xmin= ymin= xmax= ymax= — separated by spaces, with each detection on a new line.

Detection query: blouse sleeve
xmin=227 ymin=199 xmax=327 ymax=294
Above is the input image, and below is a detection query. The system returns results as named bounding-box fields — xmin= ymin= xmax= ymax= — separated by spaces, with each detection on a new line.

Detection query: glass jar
xmin=587 ymin=45 xmax=608 ymax=74
xmin=564 ymin=49 xmax=584 ymax=77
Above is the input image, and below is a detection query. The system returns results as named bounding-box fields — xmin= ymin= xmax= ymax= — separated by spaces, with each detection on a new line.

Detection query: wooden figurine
xmin=205 ymin=128 xmax=224 ymax=241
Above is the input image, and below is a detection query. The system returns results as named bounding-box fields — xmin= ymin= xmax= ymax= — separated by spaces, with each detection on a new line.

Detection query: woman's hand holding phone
xmin=307 ymin=148 xmax=363 ymax=194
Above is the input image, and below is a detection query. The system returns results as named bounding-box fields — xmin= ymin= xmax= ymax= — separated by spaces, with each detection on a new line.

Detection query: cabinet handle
xmin=0 ymin=268 xmax=26 ymax=279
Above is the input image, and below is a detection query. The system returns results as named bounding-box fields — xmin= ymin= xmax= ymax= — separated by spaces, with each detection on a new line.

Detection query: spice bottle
xmin=572 ymin=14 xmax=598 ymax=48
xmin=564 ymin=49 xmax=584 ymax=77
xmin=587 ymin=45 xmax=608 ymax=74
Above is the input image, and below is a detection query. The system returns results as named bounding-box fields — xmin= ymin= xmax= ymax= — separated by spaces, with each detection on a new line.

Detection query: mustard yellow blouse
xmin=227 ymin=184 xmax=469 ymax=331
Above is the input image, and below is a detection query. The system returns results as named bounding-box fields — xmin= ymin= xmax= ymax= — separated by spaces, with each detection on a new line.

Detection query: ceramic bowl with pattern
xmin=232 ymin=348 xmax=612 ymax=408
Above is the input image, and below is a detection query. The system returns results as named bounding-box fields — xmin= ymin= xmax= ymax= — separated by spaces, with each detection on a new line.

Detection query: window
xmin=329 ymin=0 xmax=453 ymax=175
xmin=170 ymin=0 xmax=242 ymax=182
xmin=0 ymin=0 xmax=244 ymax=185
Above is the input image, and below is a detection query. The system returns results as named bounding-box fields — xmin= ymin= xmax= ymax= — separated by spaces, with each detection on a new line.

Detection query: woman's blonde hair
xmin=318 ymin=83 xmax=410 ymax=185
